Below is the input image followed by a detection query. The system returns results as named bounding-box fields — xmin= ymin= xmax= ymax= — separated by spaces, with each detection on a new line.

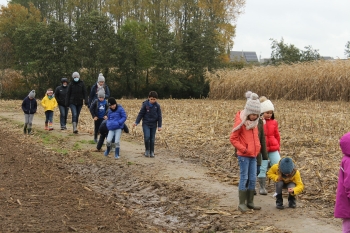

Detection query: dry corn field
xmin=3 ymin=98 xmax=347 ymax=208
xmin=208 ymin=59 xmax=350 ymax=101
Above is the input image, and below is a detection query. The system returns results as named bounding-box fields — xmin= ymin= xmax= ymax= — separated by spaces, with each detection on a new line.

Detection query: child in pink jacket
xmin=334 ymin=132 xmax=350 ymax=232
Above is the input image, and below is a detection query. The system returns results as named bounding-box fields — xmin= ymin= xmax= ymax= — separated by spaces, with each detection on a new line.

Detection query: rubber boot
xmin=104 ymin=142 xmax=112 ymax=156
xmin=144 ymin=150 xmax=150 ymax=157
xmin=27 ymin=128 xmax=32 ymax=135
xmin=49 ymin=122 xmax=53 ymax=131
xmin=288 ymin=194 xmax=296 ymax=208
xmin=247 ymin=189 xmax=261 ymax=210
xmin=114 ymin=147 xmax=120 ymax=159
xmin=73 ymin=122 xmax=78 ymax=134
xmin=276 ymin=193 xmax=284 ymax=209
xmin=258 ymin=177 xmax=267 ymax=195
xmin=45 ymin=122 xmax=48 ymax=130
xmin=150 ymin=151 xmax=155 ymax=158
xmin=23 ymin=124 xmax=27 ymax=134
xmin=238 ymin=190 xmax=249 ymax=213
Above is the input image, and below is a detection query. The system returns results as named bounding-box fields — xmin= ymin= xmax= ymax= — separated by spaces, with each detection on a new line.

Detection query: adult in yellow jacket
xmin=267 ymin=157 xmax=304 ymax=209
xmin=41 ymin=88 xmax=58 ymax=130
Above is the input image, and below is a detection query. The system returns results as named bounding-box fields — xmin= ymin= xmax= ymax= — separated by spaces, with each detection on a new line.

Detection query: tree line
xmin=0 ymin=0 xmax=245 ymax=99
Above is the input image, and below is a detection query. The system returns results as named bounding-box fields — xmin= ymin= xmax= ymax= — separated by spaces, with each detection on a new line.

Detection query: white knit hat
xmin=260 ymin=97 xmax=274 ymax=113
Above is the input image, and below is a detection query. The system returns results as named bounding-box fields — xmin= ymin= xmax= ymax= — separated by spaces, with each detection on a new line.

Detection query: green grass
xmin=54 ymin=148 xmax=68 ymax=155
xmin=78 ymin=139 xmax=95 ymax=144
xmin=72 ymin=142 xmax=81 ymax=150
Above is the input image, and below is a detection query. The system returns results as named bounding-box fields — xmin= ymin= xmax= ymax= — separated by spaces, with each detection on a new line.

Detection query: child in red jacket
xmin=230 ymin=93 xmax=261 ymax=213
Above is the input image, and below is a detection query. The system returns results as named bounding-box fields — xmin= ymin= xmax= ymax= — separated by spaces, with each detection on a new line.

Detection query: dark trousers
xmin=94 ymin=118 xmax=104 ymax=140
xmin=97 ymin=134 xmax=115 ymax=150
xmin=58 ymin=105 xmax=69 ymax=127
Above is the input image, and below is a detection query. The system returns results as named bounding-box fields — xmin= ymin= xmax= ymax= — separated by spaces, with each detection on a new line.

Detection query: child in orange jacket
xmin=230 ymin=92 xmax=261 ymax=213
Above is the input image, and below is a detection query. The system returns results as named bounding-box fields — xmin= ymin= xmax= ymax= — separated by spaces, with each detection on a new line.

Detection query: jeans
xmin=275 ymin=181 xmax=295 ymax=194
xmin=106 ymin=129 xmax=122 ymax=148
xmin=94 ymin=118 xmax=104 ymax=139
xmin=238 ymin=156 xmax=257 ymax=191
xmin=69 ymin=104 xmax=82 ymax=123
xmin=58 ymin=105 xmax=69 ymax=127
xmin=269 ymin=151 xmax=281 ymax=166
xmin=142 ymin=125 xmax=157 ymax=152
xmin=45 ymin=110 xmax=53 ymax=123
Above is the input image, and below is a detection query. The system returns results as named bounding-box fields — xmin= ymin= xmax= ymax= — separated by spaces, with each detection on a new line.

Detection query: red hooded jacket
xmin=264 ymin=118 xmax=280 ymax=152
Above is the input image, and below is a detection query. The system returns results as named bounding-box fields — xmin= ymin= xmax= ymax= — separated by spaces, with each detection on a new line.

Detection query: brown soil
xmin=0 ymin=107 xmax=342 ymax=233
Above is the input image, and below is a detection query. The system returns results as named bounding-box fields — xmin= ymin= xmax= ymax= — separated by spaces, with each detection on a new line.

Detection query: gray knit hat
xmin=98 ymin=73 xmax=105 ymax=82
xmin=279 ymin=157 xmax=295 ymax=174
xmin=244 ymin=93 xmax=261 ymax=116
xmin=28 ymin=90 xmax=35 ymax=98
xmin=72 ymin=72 xmax=80 ymax=78
xmin=97 ymin=88 xmax=105 ymax=98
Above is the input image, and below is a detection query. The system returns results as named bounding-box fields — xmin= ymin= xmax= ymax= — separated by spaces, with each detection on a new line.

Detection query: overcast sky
xmin=1 ymin=0 xmax=349 ymax=59
xmin=233 ymin=0 xmax=350 ymax=59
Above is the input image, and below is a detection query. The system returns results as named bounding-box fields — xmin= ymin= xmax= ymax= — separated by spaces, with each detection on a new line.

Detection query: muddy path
xmin=0 ymin=107 xmax=342 ymax=233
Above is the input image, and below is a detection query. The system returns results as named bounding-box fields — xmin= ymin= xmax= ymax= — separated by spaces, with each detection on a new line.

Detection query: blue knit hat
xmin=279 ymin=157 xmax=294 ymax=174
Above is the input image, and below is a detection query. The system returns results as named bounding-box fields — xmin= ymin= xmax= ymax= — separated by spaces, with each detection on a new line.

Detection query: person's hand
xmin=133 ymin=123 xmax=137 ymax=127
xmin=288 ymin=188 xmax=294 ymax=193
xmin=103 ymin=116 xmax=108 ymax=120
xmin=158 ymin=127 xmax=162 ymax=131
xmin=93 ymin=117 xmax=98 ymax=121
xmin=277 ymin=176 xmax=282 ymax=181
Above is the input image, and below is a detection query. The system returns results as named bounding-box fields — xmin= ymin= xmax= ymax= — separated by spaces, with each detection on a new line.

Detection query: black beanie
xmin=108 ymin=97 xmax=117 ymax=105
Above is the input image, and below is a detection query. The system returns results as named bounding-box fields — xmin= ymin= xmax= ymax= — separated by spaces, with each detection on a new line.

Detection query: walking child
xmin=267 ymin=157 xmax=304 ymax=209
xmin=21 ymin=90 xmax=37 ymax=134
xmin=88 ymin=73 xmax=110 ymax=107
xmin=133 ymin=91 xmax=162 ymax=158
xmin=104 ymin=97 xmax=127 ymax=159
xmin=89 ymin=89 xmax=108 ymax=143
xmin=41 ymin=88 xmax=58 ymax=130
xmin=230 ymin=92 xmax=261 ymax=212
xmin=334 ymin=132 xmax=350 ymax=232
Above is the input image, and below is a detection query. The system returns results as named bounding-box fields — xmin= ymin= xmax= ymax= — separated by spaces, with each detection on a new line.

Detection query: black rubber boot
xmin=288 ymin=194 xmax=296 ymax=208
xmin=276 ymin=193 xmax=284 ymax=209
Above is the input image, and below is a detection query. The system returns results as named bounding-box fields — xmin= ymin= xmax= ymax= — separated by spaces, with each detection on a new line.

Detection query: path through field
xmin=0 ymin=105 xmax=342 ymax=232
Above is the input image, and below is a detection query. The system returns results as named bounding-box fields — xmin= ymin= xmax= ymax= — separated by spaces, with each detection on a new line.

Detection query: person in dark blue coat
xmin=21 ymin=90 xmax=37 ymax=134
xmin=88 ymin=73 xmax=110 ymax=107
xmin=104 ymin=97 xmax=127 ymax=159
xmin=133 ymin=91 xmax=162 ymax=158
xmin=89 ymin=89 xmax=108 ymax=143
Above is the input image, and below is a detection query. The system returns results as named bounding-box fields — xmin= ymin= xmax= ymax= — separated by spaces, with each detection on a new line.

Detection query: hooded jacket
xmin=135 ymin=100 xmax=162 ymax=128
xmin=106 ymin=105 xmax=127 ymax=131
xmin=22 ymin=96 xmax=37 ymax=114
xmin=41 ymin=95 xmax=58 ymax=111
xmin=334 ymin=132 xmax=350 ymax=218
xmin=263 ymin=118 xmax=280 ymax=152
xmin=230 ymin=111 xmax=261 ymax=157
xmin=267 ymin=161 xmax=304 ymax=196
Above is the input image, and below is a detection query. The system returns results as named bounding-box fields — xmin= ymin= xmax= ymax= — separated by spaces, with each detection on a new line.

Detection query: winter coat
xmin=263 ymin=118 xmax=280 ymax=152
xmin=22 ymin=96 xmax=37 ymax=114
xmin=230 ymin=111 xmax=261 ymax=158
xmin=41 ymin=95 xmax=58 ymax=111
xmin=106 ymin=105 xmax=127 ymax=131
xmin=135 ymin=100 xmax=162 ymax=128
xmin=88 ymin=82 xmax=110 ymax=107
xmin=89 ymin=99 xmax=108 ymax=119
xmin=54 ymin=85 xmax=68 ymax=106
xmin=98 ymin=120 xmax=108 ymax=136
xmin=334 ymin=133 xmax=350 ymax=218
xmin=65 ymin=80 xmax=88 ymax=106
xmin=267 ymin=163 xmax=304 ymax=195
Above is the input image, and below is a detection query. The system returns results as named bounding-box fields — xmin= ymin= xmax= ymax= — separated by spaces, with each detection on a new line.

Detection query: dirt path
xmin=0 ymin=108 xmax=342 ymax=233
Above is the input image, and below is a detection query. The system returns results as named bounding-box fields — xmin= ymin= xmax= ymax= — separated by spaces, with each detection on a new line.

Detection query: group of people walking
xmin=21 ymin=72 xmax=163 ymax=160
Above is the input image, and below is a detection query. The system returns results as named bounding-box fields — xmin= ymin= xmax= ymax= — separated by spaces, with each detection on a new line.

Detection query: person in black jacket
xmin=133 ymin=91 xmax=162 ymax=158
xmin=65 ymin=72 xmax=88 ymax=133
xmin=21 ymin=90 xmax=37 ymax=134
xmin=55 ymin=78 xmax=69 ymax=130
